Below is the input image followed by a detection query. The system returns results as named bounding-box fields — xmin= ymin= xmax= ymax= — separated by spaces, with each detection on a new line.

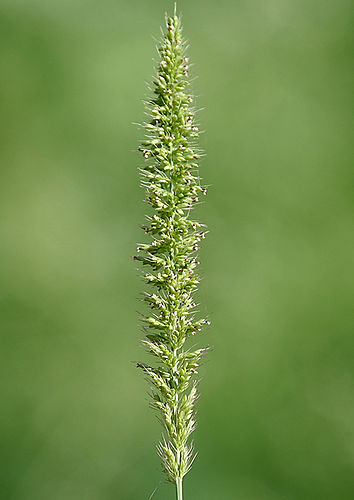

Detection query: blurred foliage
xmin=0 ymin=1 xmax=353 ymax=499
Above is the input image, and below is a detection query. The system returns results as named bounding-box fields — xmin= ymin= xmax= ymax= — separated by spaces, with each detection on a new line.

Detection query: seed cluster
xmin=136 ymin=14 xmax=209 ymax=484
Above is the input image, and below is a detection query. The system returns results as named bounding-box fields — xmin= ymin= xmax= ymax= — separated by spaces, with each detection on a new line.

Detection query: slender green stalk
xmin=176 ymin=476 xmax=183 ymax=500
xmin=135 ymin=9 xmax=209 ymax=496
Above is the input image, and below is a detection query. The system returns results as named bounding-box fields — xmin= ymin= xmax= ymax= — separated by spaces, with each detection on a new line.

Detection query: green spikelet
xmin=135 ymin=10 xmax=210 ymax=495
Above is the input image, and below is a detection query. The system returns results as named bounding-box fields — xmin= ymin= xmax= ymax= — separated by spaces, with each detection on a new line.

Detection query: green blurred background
xmin=0 ymin=1 xmax=353 ymax=499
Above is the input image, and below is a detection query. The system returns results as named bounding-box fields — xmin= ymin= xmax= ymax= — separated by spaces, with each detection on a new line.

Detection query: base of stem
xmin=176 ymin=476 xmax=183 ymax=500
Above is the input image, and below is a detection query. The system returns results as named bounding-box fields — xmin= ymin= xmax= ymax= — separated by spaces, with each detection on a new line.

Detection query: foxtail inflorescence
xmin=135 ymin=10 xmax=209 ymax=499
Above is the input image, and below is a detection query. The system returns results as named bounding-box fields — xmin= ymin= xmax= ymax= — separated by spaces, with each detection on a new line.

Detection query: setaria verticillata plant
xmin=134 ymin=8 xmax=210 ymax=500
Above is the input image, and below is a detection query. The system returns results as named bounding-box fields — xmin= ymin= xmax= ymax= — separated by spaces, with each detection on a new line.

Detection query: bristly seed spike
xmin=135 ymin=8 xmax=210 ymax=497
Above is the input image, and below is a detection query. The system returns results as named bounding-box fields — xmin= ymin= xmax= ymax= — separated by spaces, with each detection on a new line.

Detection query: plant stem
xmin=176 ymin=477 xmax=183 ymax=500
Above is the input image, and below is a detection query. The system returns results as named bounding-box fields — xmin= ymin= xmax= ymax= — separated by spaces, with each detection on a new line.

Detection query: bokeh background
xmin=0 ymin=1 xmax=353 ymax=499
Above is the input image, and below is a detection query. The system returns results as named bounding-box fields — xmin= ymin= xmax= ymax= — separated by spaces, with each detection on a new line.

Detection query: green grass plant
xmin=135 ymin=7 xmax=209 ymax=499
